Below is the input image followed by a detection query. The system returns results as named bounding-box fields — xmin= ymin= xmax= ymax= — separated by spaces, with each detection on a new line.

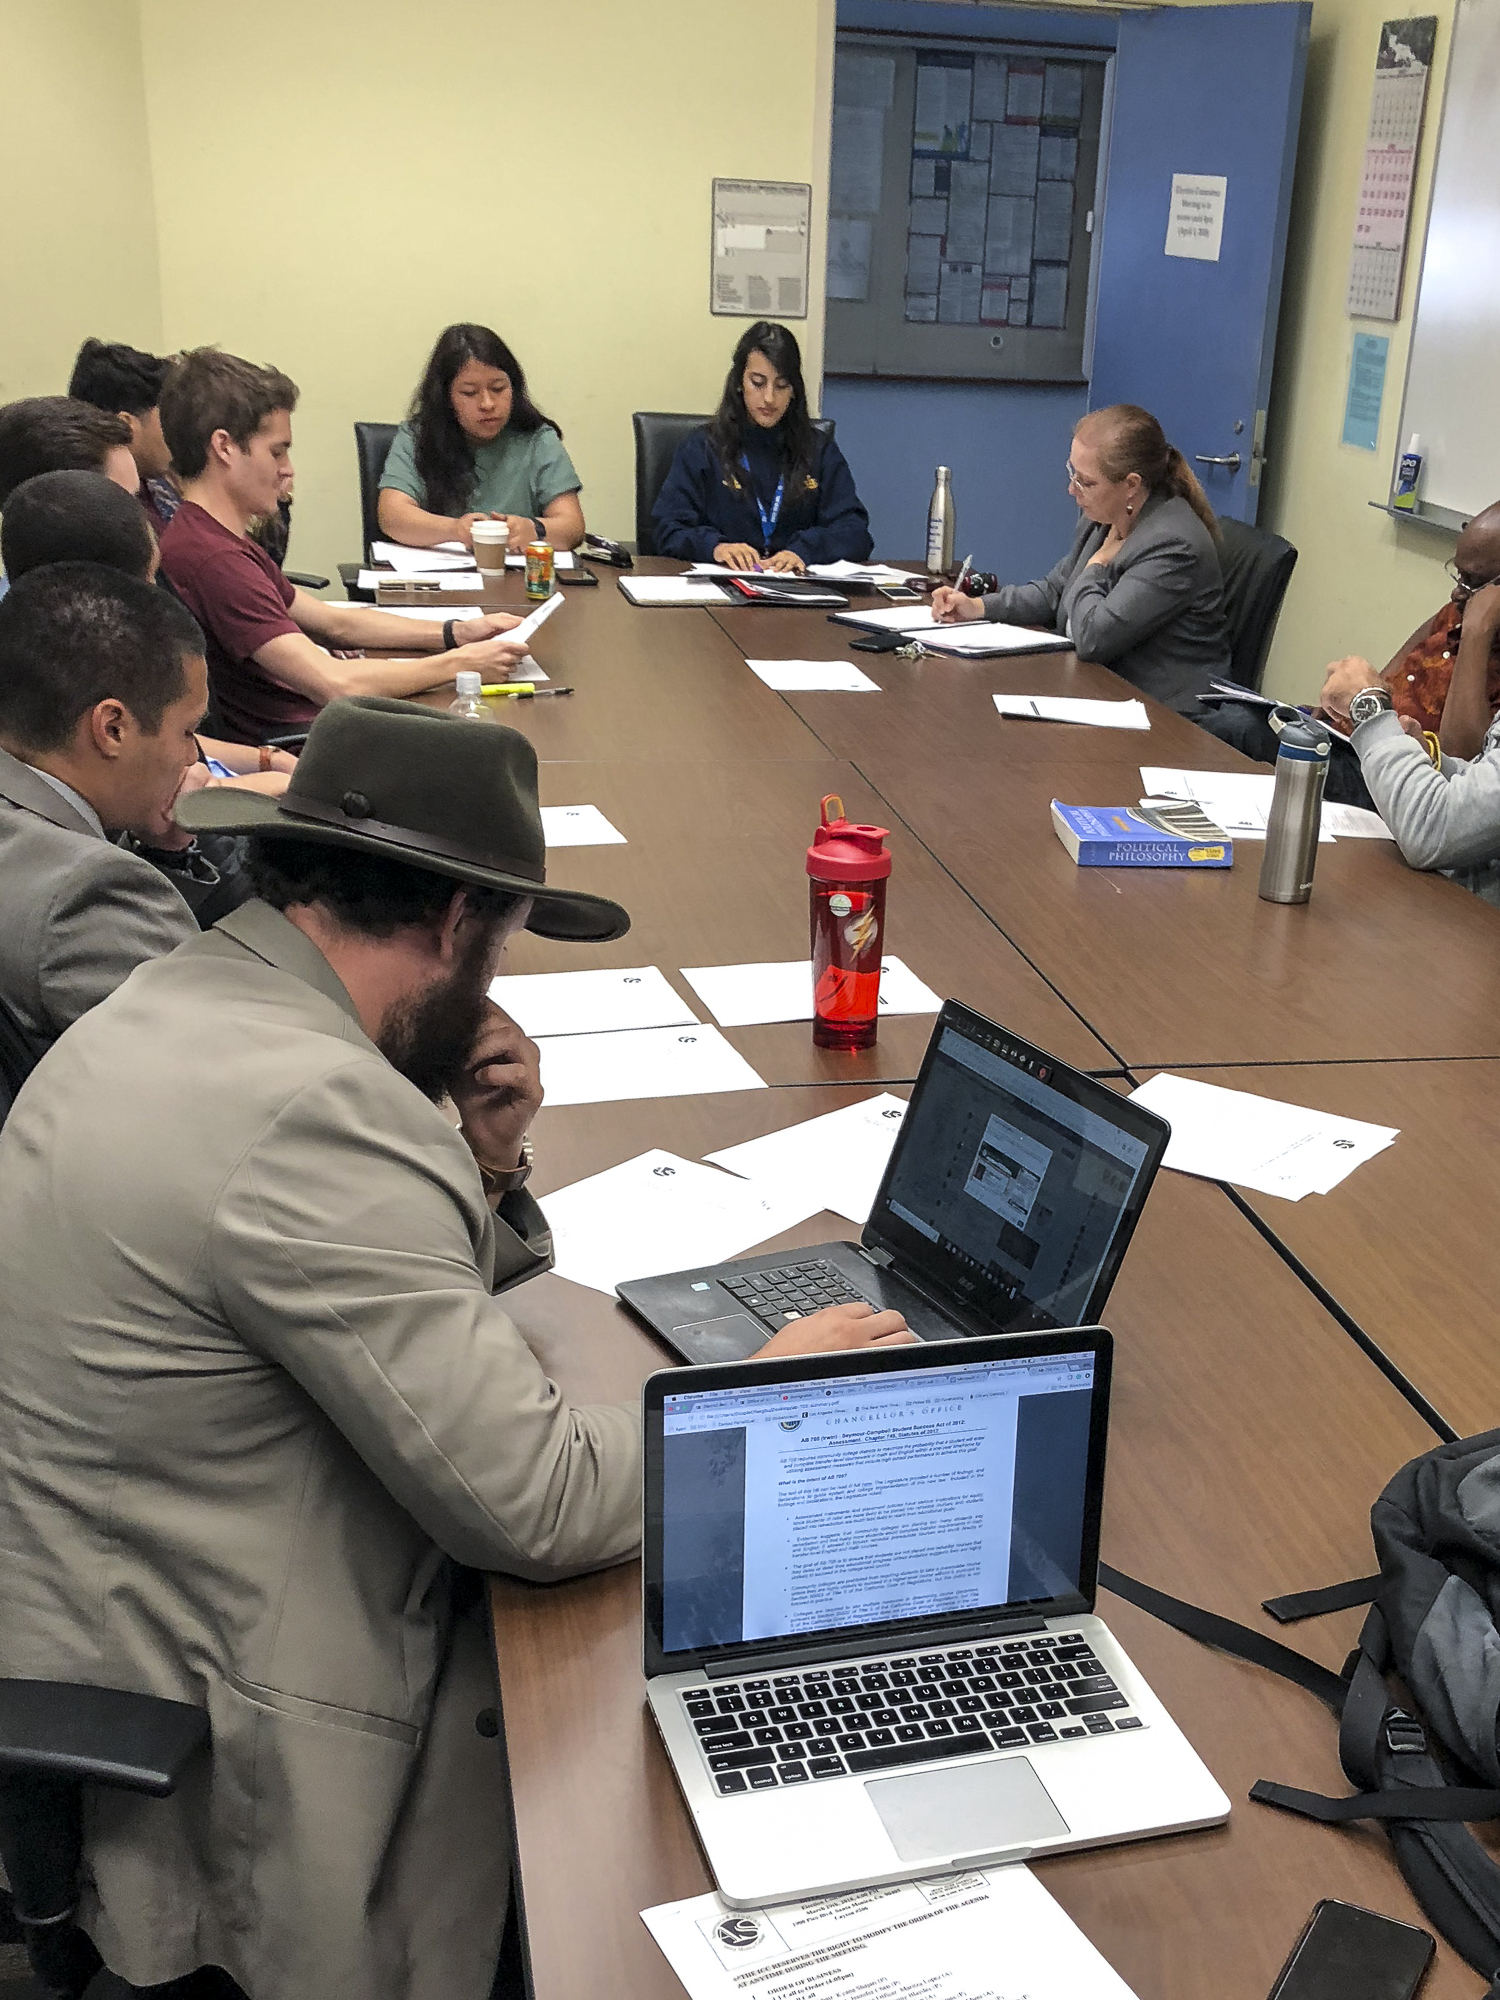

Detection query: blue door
xmin=1087 ymin=3 xmax=1310 ymax=523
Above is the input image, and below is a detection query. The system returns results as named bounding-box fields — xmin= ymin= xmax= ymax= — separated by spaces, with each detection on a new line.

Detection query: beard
xmin=377 ymin=920 xmax=498 ymax=1103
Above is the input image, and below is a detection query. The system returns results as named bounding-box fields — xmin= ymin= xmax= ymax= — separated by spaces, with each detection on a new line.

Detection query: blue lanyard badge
xmin=742 ymin=458 xmax=786 ymax=552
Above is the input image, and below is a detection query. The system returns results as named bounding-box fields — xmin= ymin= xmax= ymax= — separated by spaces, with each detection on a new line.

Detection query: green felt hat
xmin=176 ymin=697 xmax=629 ymax=944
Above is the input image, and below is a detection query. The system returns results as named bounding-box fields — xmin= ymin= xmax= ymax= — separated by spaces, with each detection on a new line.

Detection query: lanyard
xmin=742 ymin=458 xmax=786 ymax=552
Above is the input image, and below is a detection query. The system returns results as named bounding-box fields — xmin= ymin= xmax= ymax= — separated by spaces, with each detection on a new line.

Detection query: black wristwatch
xmin=442 ymin=619 xmax=458 ymax=651
xmin=478 ymin=1136 xmax=534 ymax=1200
xmin=1348 ymin=687 xmax=1395 ymax=726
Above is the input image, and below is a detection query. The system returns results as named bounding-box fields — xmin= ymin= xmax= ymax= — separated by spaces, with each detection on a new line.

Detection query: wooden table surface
xmin=494 ymin=1087 xmax=1474 ymax=2000
xmin=1140 ymin=1059 xmax=1500 ymax=1441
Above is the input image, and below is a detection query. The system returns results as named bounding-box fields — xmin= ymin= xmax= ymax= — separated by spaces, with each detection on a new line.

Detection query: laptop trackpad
xmin=866 ymin=1758 xmax=1069 ymax=1863
xmin=669 ymin=1314 xmax=766 ymax=1363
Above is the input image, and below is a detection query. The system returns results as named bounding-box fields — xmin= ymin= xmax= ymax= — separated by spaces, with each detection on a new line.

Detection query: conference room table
xmin=361 ymin=553 xmax=1500 ymax=1994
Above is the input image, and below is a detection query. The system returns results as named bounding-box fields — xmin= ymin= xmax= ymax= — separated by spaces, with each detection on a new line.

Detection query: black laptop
xmin=617 ymin=1002 xmax=1171 ymax=1364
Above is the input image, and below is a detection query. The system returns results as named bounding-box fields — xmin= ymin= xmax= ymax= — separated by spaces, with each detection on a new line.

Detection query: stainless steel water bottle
xmin=1258 ymin=709 xmax=1333 ymax=905
xmin=926 ymin=467 xmax=954 ymax=576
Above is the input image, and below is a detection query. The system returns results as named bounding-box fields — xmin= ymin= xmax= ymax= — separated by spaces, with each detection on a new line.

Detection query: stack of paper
xmin=679 ymin=957 xmax=941 ymax=1028
xmin=806 ymin=560 xmax=915 ymax=585
xmin=642 ymin=1865 xmax=1140 ymax=2000
xmin=1140 ymin=768 xmax=1393 ymax=842
xmin=536 ymin=1024 xmax=765 ymax=1108
xmin=995 ymin=694 xmax=1149 ymax=730
xmin=541 ymin=1150 xmax=818 ymax=1296
xmin=1128 ymin=1071 xmax=1398 ymax=1200
xmin=537 ymin=805 xmax=626 ymax=848
xmin=489 ymin=966 xmax=692 ymax=1037
xmin=745 ymin=659 xmax=881 ymax=693
xmin=619 ymin=576 xmax=730 ymax=606
xmin=358 ymin=570 xmax=483 ymax=594
xmin=706 ymin=1091 xmax=907 ymax=1224
xmin=370 ymin=540 xmax=477 ymax=574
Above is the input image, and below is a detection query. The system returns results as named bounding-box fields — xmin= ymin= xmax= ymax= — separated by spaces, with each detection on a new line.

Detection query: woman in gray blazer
xmin=933 ymin=403 xmax=1231 ymax=715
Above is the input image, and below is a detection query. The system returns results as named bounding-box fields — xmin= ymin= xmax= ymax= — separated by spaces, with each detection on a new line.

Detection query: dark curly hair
xmin=707 ymin=321 xmax=818 ymax=494
xmin=407 ymin=324 xmax=560 ymax=520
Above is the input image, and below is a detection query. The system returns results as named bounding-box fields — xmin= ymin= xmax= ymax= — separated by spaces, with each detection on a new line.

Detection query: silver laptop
xmin=642 ymin=1329 xmax=1228 ymax=1908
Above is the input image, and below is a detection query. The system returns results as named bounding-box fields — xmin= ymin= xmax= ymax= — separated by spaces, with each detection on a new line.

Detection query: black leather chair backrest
xmin=0 ymin=993 xmax=41 ymax=1131
xmin=632 ymin=412 xmax=836 ymax=558
xmin=355 ymin=421 xmax=399 ymax=559
xmin=1215 ymin=515 xmax=1298 ymax=693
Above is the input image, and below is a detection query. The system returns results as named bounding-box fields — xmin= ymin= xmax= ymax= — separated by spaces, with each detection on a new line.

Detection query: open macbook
xmin=643 ymin=1330 xmax=1229 ymax=1907
xmin=618 ymin=1001 xmax=1171 ymax=1365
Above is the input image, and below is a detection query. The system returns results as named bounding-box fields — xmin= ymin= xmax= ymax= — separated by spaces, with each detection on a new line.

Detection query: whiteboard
xmin=1395 ymin=0 xmax=1500 ymax=521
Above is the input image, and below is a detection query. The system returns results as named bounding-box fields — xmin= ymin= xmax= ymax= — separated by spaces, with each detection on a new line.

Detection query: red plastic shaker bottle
xmin=807 ymin=793 xmax=892 ymax=1051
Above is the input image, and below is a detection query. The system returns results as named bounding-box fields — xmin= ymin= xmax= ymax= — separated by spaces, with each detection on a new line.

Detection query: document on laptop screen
xmin=659 ymin=1350 xmax=1096 ymax=1655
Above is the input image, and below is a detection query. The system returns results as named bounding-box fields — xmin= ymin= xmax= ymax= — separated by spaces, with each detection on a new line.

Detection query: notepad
xmin=678 ymin=957 xmax=941 ymax=1029
xmin=537 ymin=805 xmax=626 ymax=847
xmin=995 ymin=695 xmax=1149 ymax=730
xmin=536 ymin=1023 xmax=766 ymax=1107
xmin=619 ymin=576 xmax=730 ymax=606
xmin=705 ymin=1092 xmax=909 ymax=1225
xmin=541 ymin=1151 xmax=819 ymax=1298
xmin=489 ymin=967 xmax=694 ymax=1038
xmin=745 ymin=659 xmax=881 ymax=693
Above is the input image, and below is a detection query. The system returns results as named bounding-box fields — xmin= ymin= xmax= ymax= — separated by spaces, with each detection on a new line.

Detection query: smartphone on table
xmin=876 ymin=583 xmax=924 ymax=602
xmin=1268 ymin=1900 xmax=1434 ymax=2000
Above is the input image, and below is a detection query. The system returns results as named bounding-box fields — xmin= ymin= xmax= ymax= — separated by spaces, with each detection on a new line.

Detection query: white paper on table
xmin=341 ymin=603 xmax=487 ymax=624
xmin=489 ymin=966 xmax=694 ymax=1039
xmin=1139 ymin=768 xmax=1334 ymax=842
xmin=679 ymin=956 xmax=941 ymax=1028
xmin=920 ymin=619 xmax=1071 ymax=656
xmin=745 ymin=658 xmax=881 ymax=693
xmin=503 ymin=549 xmax=575 ymax=570
xmin=706 ymin=1091 xmax=908 ymax=1225
xmin=537 ymin=804 xmax=626 ymax=847
xmin=642 ymin=1865 xmax=1139 ymax=2000
xmin=536 ymin=1023 xmax=765 ymax=1108
xmin=1324 ymin=801 xmax=1395 ymax=839
xmin=994 ymin=694 xmax=1150 ymax=730
xmin=541 ymin=1150 xmax=817 ymax=1296
xmin=806 ymin=561 xmax=914 ymax=585
xmin=507 ymin=588 xmax=565 ymax=648
xmin=685 ymin=562 xmax=739 ymax=576
xmin=1128 ymin=1071 xmax=1398 ymax=1201
xmin=619 ymin=575 xmax=732 ymax=605
xmin=369 ymin=540 xmax=476 ymax=573
xmin=358 ymin=570 xmax=484 ymax=593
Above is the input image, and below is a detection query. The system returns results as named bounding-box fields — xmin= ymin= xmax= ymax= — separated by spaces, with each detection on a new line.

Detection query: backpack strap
xmin=1262 ymin=1576 xmax=1381 ymax=1623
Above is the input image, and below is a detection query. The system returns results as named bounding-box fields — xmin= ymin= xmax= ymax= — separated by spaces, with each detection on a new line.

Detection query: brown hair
xmin=0 ymin=397 xmax=132 ymax=506
xmin=158 ymin=347 xmax=299 ymax=479
xmin=1074 ymin=404 xmax=1220 ymax=541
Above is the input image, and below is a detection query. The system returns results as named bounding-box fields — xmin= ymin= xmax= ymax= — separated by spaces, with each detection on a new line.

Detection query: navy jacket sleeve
xmin=784 ymin=439 xmax=874 ymax=564
xmin=650 ymin=434 xmax=725 ymax=563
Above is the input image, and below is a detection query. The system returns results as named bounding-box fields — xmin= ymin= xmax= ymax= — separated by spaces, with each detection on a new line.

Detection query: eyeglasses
xmin=1064 ymin=460 xmax=1097 ymax=489
xmin=1446 ymin=559 xmax=1495 ymax=596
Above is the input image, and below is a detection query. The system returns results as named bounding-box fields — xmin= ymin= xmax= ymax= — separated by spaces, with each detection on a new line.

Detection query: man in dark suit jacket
xmin=0 ymin=564 xmax=207 ymax=1064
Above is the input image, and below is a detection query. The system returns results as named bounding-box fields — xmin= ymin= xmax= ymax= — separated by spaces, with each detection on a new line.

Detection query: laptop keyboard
xmin=678 ymin=1634 xmax=1144 ymax=1796
xmin=721 ymin=1259 xmax=872 ymax=1330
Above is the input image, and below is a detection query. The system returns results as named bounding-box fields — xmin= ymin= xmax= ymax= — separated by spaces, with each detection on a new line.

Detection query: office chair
xmin=0 ymin=1680 xmax=208 ymax=1996
xmin=0 ymin=994 xmax=40 ymax=1130
xmin=338 ymin=421 xmax=401 ymax=599
xmin=631 ymin=413 xmax=836 ymax=557
xmin=1215 ymin=516 xmax=1298 ymax=692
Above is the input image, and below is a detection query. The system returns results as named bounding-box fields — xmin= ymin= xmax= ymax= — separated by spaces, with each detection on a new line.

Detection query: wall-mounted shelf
xmin=1368 ymin=498 xmax=1468 ymax=534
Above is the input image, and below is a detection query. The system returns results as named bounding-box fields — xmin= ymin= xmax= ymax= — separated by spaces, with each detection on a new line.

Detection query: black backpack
xmin=1105 ymin=1430 xmax=1500 ymax=1990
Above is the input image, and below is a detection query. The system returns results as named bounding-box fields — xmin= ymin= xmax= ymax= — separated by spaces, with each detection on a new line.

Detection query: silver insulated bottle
xmin=1258 ymin=709 xmax=1333 ymax=905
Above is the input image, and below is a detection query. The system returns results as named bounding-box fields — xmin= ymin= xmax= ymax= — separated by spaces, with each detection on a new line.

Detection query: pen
xmin=479 ymin=683 xmax=575 ymax=699
xmin=953 ymin=552 xmax=974 ymax=595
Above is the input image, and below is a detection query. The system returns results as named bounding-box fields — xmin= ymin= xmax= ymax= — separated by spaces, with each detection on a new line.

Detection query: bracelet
xmin=259 ymin=744 xmax=274 ymax=773
xmin=443 ymin=619 xmax=458 ymax=652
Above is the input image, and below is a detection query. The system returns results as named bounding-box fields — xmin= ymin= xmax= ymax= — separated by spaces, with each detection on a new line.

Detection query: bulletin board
xmin=825 ymin=32 xmax=1107 ymax=383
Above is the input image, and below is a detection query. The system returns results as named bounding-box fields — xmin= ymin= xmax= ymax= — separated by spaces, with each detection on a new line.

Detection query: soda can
xmin=524 ymin=542 xmax=554 ymax=601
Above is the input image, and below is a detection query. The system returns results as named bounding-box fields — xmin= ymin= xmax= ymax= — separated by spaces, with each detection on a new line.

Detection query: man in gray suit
xmin=0 ymin=698 xmax=911 ymax=2000
xmin=0 ymin=562 xmax=208 ymax=1066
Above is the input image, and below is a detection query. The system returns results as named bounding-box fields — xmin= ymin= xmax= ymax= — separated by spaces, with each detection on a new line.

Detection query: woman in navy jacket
xmin=651 ymin=322 xmax=873 ymax=571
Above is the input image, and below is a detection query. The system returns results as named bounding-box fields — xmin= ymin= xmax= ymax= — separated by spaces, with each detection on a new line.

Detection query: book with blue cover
xmin=1051 ymin=799 xmax=1233 ymax=868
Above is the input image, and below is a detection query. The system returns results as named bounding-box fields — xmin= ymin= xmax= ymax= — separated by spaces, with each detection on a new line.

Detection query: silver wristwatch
xmin=1348 ymin=687 xmax=1395 ymax=726
xmin=478 ymin=1136 xmax=534 ymax=1199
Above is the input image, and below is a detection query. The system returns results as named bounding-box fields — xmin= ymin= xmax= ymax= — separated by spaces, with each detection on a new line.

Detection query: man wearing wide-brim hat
xmin=0 ymin=697 xmax=910 ymax=2000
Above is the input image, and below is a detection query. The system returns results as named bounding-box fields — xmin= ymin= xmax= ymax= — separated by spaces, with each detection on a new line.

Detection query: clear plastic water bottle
xmin=926 ymin=467 xmax=954 ymax=577
xmin=448 ymin=671 xmax=493 ymax=722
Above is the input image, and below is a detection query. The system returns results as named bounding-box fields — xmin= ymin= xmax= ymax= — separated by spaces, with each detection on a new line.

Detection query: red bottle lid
xmin=806 ymin=794 xmax=892 ymax=883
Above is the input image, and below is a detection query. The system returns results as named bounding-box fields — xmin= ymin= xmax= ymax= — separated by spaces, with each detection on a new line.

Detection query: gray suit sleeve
xmin=36 ymin=847 xmax=198 ymax=1038
xmin=982 ymin=524 xmax=1089 ymax=628
xmin=1354 ymin=710 xmax=1500 ymax=871
xmin=208 ymin=1059 xmax=641 ymax=1581
xmin=1063 ymin=535 xmax=1201 ymax=666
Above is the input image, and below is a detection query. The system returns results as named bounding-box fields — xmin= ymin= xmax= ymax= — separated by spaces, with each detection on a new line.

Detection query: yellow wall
xmin=135 ymin=0 xmax=836 ymax=585
xmin=0 ymin=0 xmax=162 ymax=403
xmin=1258 ymin=0 xmax=1459 ymax=698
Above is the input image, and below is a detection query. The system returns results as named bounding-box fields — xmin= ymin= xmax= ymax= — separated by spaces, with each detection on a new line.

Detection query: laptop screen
xmin=870 ymin=1013 xmax=1164 ymax=1331
xmin=646 ymin=1337 xmax=1109 ymax=1669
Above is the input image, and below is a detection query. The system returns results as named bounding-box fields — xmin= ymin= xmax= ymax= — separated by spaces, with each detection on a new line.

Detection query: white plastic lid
xmin=454 ymin=670 xmax=482 ymax=696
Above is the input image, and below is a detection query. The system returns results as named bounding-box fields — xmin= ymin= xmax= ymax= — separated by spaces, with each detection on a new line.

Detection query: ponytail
xmin=1075 ymin=405 xmax=1222 ymax=542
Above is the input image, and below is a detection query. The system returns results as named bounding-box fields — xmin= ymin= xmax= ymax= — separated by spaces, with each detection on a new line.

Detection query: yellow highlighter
xmin=479 ymin=682 xmax=536 ymax=697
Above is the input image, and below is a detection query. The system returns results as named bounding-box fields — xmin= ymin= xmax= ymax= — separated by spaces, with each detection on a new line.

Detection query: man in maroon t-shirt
xmin=158 ymin=350 xmax=529 ymax=743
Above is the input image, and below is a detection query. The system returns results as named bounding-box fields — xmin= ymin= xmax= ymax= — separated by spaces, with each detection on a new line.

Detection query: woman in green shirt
xmin=377 ymin=323 xmax=584 ymax=553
